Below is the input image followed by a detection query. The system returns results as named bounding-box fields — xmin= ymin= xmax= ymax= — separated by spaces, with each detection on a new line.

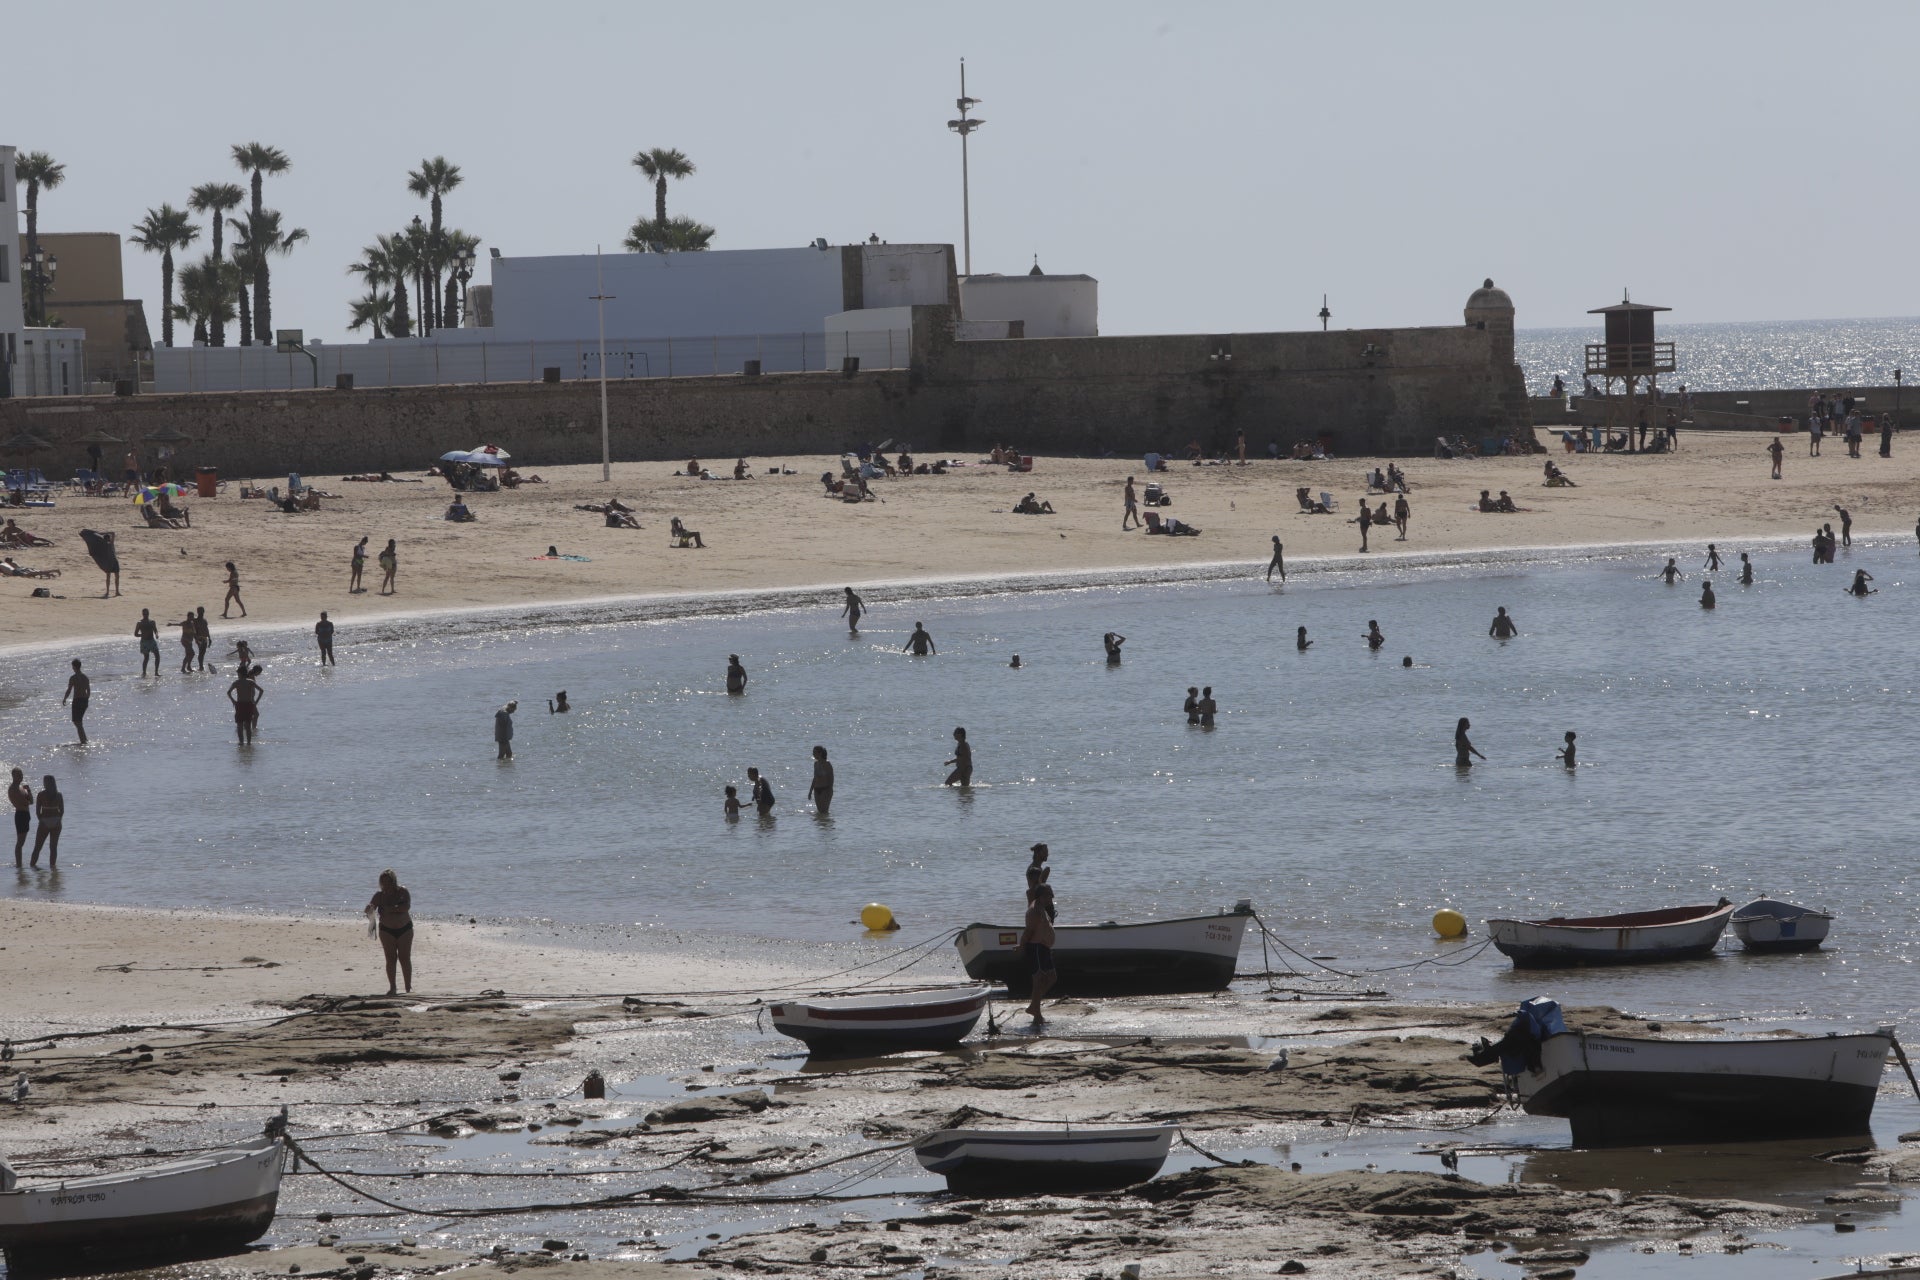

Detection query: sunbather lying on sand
xmin=0 ymin=557 xmax=59 ymax=578
xmin=1 ymin=519 xmax=52 ymax=547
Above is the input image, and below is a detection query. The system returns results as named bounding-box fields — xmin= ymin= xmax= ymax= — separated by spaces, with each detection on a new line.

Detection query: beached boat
xmin=1486 ymin=899 xmax=1733 ymax=967
xmin=768 ymin=984 xmax=996 ymax=1055
xmin=955 ymin=902 xmax=1253 ymax=996
xmin=0 ymin=1128 xmax=286 ymax=1271
xmin=1730 ymin=898 xmax=1833 ymax=952
xmin=913 ymin=1124 xmax=1177 ymax=1195
xmin=1469 ymin=999 xmax=1892 ymax=1147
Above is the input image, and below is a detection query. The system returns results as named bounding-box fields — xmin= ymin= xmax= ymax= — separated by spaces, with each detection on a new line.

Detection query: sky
xmin=10 ymin=0 xmax=1920 ymax=345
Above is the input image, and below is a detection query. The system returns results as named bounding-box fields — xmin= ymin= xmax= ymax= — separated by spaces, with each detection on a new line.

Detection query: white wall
xmin=488 ymin=246 xmax=847 ymax=342
xmin=823 ymin=308 xmax=913 ymax=371
xmin=0 ymin=146 xmax=23 ymax=396
xmin=859 ymin=245 xmax=951 ymax=310
xmin=959 ymin=274 xmax=1099 ymax=338
xmin=14 ymin=328 xmax=86 ymax=396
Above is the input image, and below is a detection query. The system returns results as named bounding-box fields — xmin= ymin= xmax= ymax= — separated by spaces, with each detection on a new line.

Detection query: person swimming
xmin=1296 ymin=626 xmax=1312 ymax=651
xmin=1846 ymin=569 xmax=1877 ymax=597
xmin=548 ymin=691 xmax=570 ymax=713
xmin=1364 ymin=620 xmax=1385 ymax=650
xmin=1700 ymin=580 xmax=1716 ymax=609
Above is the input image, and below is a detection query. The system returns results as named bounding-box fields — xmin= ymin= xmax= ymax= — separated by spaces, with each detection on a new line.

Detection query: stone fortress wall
xmin=1 ymin=284 xmax=1532 ymax=477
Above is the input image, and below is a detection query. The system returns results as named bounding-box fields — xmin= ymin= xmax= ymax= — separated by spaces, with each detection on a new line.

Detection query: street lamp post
xmin=1318 ymin=295 xmax=1330 ymax=332
xmin=453 ymin=247 xmax=476 ymax=326
xmin=28 ymin=249 xmax=57 ymax=327
xmin=589 ymin=247 xmax=614 ymax=483
xmin=1896 ymin=367 xmax=1903 ymax=420
xmin=946 ymin=59 xmax=985 ymax=277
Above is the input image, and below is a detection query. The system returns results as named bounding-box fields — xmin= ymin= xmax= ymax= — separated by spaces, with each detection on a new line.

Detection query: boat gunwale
xmin=1488 ymin=902 xmax=1733 ymax=932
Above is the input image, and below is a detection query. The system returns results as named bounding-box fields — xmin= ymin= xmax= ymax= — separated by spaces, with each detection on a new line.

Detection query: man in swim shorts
xmin=135 ymin=608 xmax=161 ymax=676
xmin=63 ymin=659 xmax=90 ymax=744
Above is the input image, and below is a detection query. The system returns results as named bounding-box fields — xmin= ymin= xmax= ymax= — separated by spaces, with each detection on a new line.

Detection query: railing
xmin=151 ymin=327 xmax=912 ymax=395
xmin=1585 ymin=342 xmax=1676 ymax=376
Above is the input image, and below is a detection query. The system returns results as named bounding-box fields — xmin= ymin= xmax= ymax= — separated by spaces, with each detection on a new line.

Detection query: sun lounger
xmin=1319 ymin=491 xmax=1340 ymax=512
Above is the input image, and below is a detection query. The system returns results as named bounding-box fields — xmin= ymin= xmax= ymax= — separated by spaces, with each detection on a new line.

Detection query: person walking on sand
xmin=350 ymin=536 xmax=369 ymax=594
xmin=315 ymin=611 xmax=335 ymax=666
xmin=1768 ymin=436 xmax=1784 ymax=480
xmin=9 ymin=769 xmax=31 ymax=866
xmin=193 ymin=608 xmax=210 ymax=671
xmin=944 ymin=727 xmax=973 ymax=786
xmin=366 ymin=868 xmax=414 ymax=996
xmin=1122 ymin=476 xmax=1141 ymax=531
xmin=221 ymin=562 xmax=246 ymax=618
xmin=1700 ymin=580 xmax=1716 ymax=609
xmin=228 ymin=669 xmax=263 ymax=745
xmin=1358 ymin=503 xmax=1373 ymax=553
xmin=1809 ymin=415 xmax=1823 ymax=456
xmin=1454 ymin=717 xmax=1486 ymax=767
xmin=841 ymin=587 xmax=866 ymax=633
xmin=1296 ymin=626 xmax=1312 ymax=651
xmin=493 ymin=701 xmax=516 ymax=759
xmin=1740 ymin=552 xmax=1754 ymax=586
xmin=1557 ymin=731 xmax=1577 ymax=769
xmin=1021 ymin=883 xmax=1058 ymax=1020
xmin=378 ymin=540 xmax=398 ymax=596
xmin=1834 ymin=504 xmax=1853 ymax=548
xmin=1489 ymin=607 xmax=1518 ymax=638
xmin=806 ymin=745 xmax=834 ymax=815
xmin=62 ymin=659 xmax=90 ymax=744
xmin=1266 ymin=536 xmax=1286 ymax=583
xmin=29 ymin=776 xmax=61 ymax=868
xmin=1660 ymin=558 xmax=1682 ymax=585
xmin=1394 ymin=493 xmax=1410 ymax=540
xmin=1705 ymin=544 xmax=1723 ymax=572
xmin=904 ymin=621 xmax=936 ymax=656
xmin=725 ymin=654 xmax=748 ymax=695
xmin=135 ymin=608 xmax=161 ymax=676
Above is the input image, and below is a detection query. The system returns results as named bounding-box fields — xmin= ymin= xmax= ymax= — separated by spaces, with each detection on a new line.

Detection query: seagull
xmin=1440 ymin=1149 xmax=1459 ymax=1173
xmin=12 ymin=1073 xmax=29 ymax=1102
xmin=1266 ymin=1049 xmax=1290 ymax=1071
xmin=1 ymin=1040 xmax=12 ymax=1062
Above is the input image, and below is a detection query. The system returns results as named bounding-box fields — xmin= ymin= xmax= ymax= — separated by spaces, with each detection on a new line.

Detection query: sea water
xmin=3 ymin=541 xmax=1918 ymax=1027
xmin=1519 ymin=314 xmax=1920 ymax=394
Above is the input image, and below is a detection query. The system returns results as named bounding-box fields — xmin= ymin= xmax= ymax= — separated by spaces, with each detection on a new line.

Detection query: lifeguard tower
xmin=1586 ymin=293 xmax=1673 ymax=453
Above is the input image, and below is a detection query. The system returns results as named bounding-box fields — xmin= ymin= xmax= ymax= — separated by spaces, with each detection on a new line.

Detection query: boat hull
xmin=1516 ymin=1031 xmax=1889 ymax=1148
xmin=1488 ymin=902 xmax=1733 ymax=968
xmin=956 ymin=909 xmax=1250 ymax=997
xmin=1731 ymin=900 xmax=1832 ymax=952
xmin=914 ymin=1126 xmax=1175 ymax=1196
xmin=0 ymin=1138 xmax=284 ymax=1274
xmin=769 ymin=987 xmax=990 ymax=1056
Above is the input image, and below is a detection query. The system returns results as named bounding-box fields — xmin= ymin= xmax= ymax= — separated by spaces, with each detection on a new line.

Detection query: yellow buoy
xmin=1432 ymin=908 xmax=1467 ymax=939
xmin=860 ymin=903 xmax=895 ymax=931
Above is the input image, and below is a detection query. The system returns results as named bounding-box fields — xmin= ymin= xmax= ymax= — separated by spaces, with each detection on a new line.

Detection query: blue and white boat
xmin=1730 ymin=898 xmax=1833 ymax=953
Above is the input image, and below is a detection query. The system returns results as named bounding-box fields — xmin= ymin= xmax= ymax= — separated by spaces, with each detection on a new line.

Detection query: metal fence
xmin=153 ymin=327 xmax=913 ymax=394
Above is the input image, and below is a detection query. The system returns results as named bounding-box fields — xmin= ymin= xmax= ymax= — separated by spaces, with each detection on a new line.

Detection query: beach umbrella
xmin=74 ymin=426 xmax=126 ymax=447
xmin=134 ymin=483 xmax=187 ymax=506
xmin=140 ymin=425 xmax=191 ymax=446
xmin=467 ymin=444 xmax=510 ymax=460
xmin=461 ymin=450 xmax=508 ymax=467
xmin=0 ymin=431 xmax=53 ymax=457
xmin=438 ymin=450 xmax=472 ymax=463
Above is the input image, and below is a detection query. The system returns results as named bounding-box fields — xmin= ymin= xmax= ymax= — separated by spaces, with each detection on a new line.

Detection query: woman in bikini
xmin=378 ymin=540 xmax=398 ymax=596
xmin=366 ymin=868 xmax=414 ymax=995
xmin=222 ymin=561 xmax=246 ymax=618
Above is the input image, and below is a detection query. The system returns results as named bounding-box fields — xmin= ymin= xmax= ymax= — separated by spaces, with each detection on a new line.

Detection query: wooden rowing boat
xmin=913 ymin=1124 xmax=1177 ymax=1195
xmin=955 ymin=902 xmax=1252 ymax=996
xmin=1730 ymin=898 xmax=1833 ymax=952
xmin=0 ymin=1130 xmax=286 ymax=1272
xmin=1486 ymin=899 xmax=1733 ymax=967
xmin=768 ymin=984 xmax=995 ymax=1055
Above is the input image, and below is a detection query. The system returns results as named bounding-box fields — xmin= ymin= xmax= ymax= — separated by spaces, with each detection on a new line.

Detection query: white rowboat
xmin=913 ymin=1124 xmax=1176 ymax=1195
xmin=1730 ymin=898 xmax=1833 ymax=952
xmin=1487 ymin=899 xmax=1733 ymax=967
xmin=1476 ymin=1021 xmax=1892 ymax=1148
xmin=767 ymin=984 xmax=995 ymax=1055
xmin=0 ymin=1133 xmax=285 ymax=1271
xmin=955 ymin=902 xmax=1253 ymax=996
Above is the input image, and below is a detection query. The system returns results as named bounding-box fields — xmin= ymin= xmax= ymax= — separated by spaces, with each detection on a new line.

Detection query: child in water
xmin=723 ymin=785 xmax=742 ymax=818
xmin=549 ymin=691 xmax=570 ymax=713
xmin=1557 ymin=731 xmax=1576 ymax=769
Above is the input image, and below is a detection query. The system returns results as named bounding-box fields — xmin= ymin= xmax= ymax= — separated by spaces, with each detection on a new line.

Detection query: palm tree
xmin=624 ymin=215 xmax=715 ymax=253
xmin=347 ymin=290 xmax=395 ymax=340
xmin=384 ymin=230 xmax=419 ymax=338
xmin=16 ymin=151 xmax=65 ymax=325
xmin=406 ymin=156 xmax=463 ymax=331
xmin=631 ymin=147 xmax=695 ymax=225
xmin=440 ymin=229 xmax=481 ymax=327
xmin=231 ymin=142 xmax=291 ymax=343
xmin=401 ymin=217 xmax=434 ymax=336
xmin=229 ymin=209 xmax=307 ymax=347
xmin=174 ymin=255 xmax=241 ymax=347
xmin=229 ymin=222 xmax=256 ymax=347
xmin=129 ymin=205 xmax=202 ymax=348
xmin=187 ymin=182 xmax=245 ymax=345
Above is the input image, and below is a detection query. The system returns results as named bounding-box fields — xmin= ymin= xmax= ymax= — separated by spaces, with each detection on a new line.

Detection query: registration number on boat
xmin=50 ymin=1191 xmax=109 ymax=1204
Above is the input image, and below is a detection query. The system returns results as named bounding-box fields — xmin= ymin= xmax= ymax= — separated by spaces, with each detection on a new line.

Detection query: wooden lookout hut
xmin=1586 ymin=293 xmax=1674 ymax=453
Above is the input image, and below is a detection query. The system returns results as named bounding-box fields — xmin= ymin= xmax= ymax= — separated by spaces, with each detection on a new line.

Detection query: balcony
xmin=1585 ymin=342 xmax=1675 ymax=376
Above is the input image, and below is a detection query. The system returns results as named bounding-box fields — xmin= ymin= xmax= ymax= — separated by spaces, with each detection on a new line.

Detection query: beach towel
xmin=79 ymin=529 xmax=119 ymax=575
xmin=532 ymin=555 xmax=591 ymax=562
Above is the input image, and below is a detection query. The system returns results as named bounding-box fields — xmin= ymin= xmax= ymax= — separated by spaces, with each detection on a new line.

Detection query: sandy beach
xmin=5 ymin=427 xmax=1919 ymax=1277
xmin=4 ymin=429 xmax=1918 ymax=652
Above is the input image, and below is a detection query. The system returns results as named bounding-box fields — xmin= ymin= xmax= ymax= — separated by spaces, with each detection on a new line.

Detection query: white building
xmin=1 ymin=143 xmax=90 ymax=399
xmin=959 ymin=266 xmax=1098 ymax=339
